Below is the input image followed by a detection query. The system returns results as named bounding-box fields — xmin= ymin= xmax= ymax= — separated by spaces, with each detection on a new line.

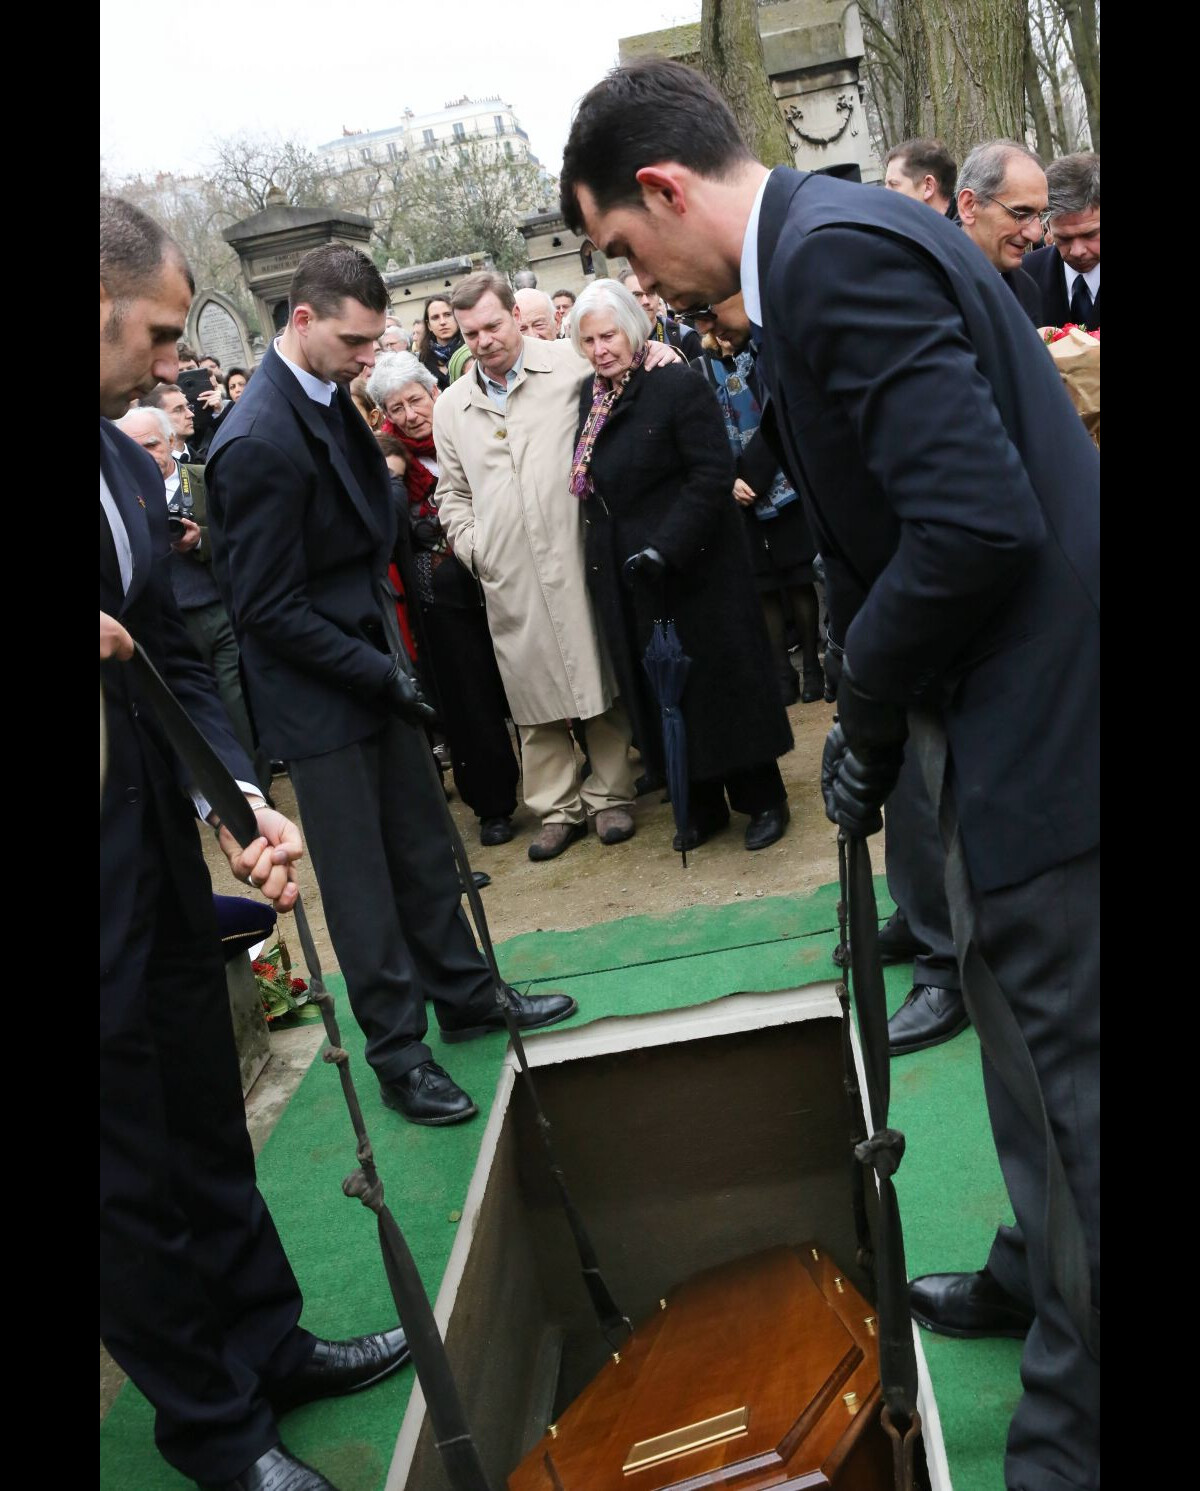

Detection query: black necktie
xmin=1069 ymin=275 xmax=1094 ymax=328
xmin=323 ymin=393 xmax=348 ymax=452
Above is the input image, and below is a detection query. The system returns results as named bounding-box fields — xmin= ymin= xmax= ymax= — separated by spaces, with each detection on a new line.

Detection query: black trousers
xmin=883 ymin=748 xmax=960 ymax=991
xmin=288 ymin=717 xmax=495 ymax=1082
xmin=418 ymin=601 xmax=518 ymax=821
xmin=971 ymin=847 xmax=1100 ymax=1491
xmin=691 ymin=759 xmax=787 ymax=820
xmin=100 ymin=804 xmax=313 ymax=1482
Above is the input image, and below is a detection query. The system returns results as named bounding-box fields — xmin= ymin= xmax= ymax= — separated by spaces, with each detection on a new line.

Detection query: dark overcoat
xmin=755 ymin=168 xmax=1099 ymax=893
xmin=576 ymin=361 xmax=793 ymax=783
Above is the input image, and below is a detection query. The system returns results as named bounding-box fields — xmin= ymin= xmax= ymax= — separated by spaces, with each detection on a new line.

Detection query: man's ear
xmin=635 ymin=165 xmax=689 ymax=214
xmin=293 ymin=304 xmax=313 ymax=334
xmin=957 ymin=189 xmax=977 ymax=226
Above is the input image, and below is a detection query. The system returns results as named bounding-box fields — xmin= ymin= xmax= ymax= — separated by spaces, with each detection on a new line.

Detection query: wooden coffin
xmin=508 ymin=1243 xmax=893 ymax=1491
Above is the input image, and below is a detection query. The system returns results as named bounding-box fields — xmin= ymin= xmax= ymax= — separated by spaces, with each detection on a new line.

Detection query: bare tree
xmin=209 ymin=134 xmax=336 ymax=214
xmin=699 ymin=0 xmax=795 ymax=167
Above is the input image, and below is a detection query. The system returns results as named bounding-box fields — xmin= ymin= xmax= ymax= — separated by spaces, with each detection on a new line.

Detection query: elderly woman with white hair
xmin=366 ymin=352 xmax=519 ymax=845
xmin=569 ymin=279 xmax=794 ymax=853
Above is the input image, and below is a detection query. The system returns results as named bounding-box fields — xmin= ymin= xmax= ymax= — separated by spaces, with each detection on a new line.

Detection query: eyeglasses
xmin=978 ymin=194 xmax=1052 ymax=231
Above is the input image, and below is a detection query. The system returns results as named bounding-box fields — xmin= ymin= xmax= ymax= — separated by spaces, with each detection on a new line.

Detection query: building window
xmin=388 ymin=142 xmax=398 ymax=160
xmin=504 ymin=141 xmax=514 ymax=160
xmin=494 ymin=115 xmax=505 ymax=135
xmin=361 ymin=147 xmax=372 ymax=163
xmin=453 ymin=121 xmax=465 ymax=140
xmin=423 ymin=128 xmax=434 ymax=146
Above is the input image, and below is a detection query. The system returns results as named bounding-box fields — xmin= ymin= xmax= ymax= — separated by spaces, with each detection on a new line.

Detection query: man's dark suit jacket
xmin=204 ymin=343 xmax=398 ymax=761
xmin=756 ymin=170 xmax=1099 ymax=893
xmin=1024 ymin=243 xmax=1101 ymax=328
xmin=100 ymin=420 xmax=255 ymax=977
xmin=1002 ymin=265 xmax=1044 ymax=327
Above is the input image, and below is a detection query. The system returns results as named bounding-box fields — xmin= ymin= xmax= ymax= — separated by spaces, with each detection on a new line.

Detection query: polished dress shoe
xmin=877 ymin=912 xmax=923 ymax=965
xmin=745 ymin=803 xmax=790 ymax=850
xmin=440 ymin=986 xmax=578 ymax=1044
xmin=888 ymin=984 xmax=969 ymax=1056
xmin=380 ymin=1061 xmax=478 ymax=1125
xmin=634 ymin=771 xmax=665 ymax=797
xmin=800 ymin=665 xmax=826 ymax=703
xmin=528 ymin=819 xmax=587 ymax=861
xmin=466 ymin=870 xmax=491 ymax=890
xmin=672 ymin=805 xmax=730 ymax=853
xmin=479 ymin=815 xmax=514 ymax=846
xmin=268 ymin=1329 xmax=411 ymax=1416
xmin=909 ymin=1268 xmax=1035 ymax=1340
xmin=200 ymin=1443 xmax=337 ymax=1490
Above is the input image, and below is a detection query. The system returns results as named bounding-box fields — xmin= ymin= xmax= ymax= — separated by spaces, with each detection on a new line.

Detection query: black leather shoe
xmin=466 ymin=870 xmax=491 ymax=890
xmin=801 ymin=666 xmax=825 ymax=703
xmin=673 ymin=805 xmax=730 ymax=853
xmin=909 ymin=1268 xmax=1035 ymax=1340
xmin=479 ymin=815 xmax=514 ymax=846
xmin=440 ymin=987 xmax=578 ymax=1044
xmin=267 ymin=1329 xmax=411 ymax=1417
xmin=200 ymin=1443 xmax=338 ymax=1489
xmin=888 ymin=984 xmax=969 ymax=1056
xmin=877 ymin=912 xmax=923 ymax=965
xmin=745 ymin=803 xmax=790 ymax=850
xmin=779 ymin=671 xmax=801 ymax=706
xmin=380 ymin=1062 xmax=478 ymax=1125
xmin=634 ymin=771 xmax=665 ymax=797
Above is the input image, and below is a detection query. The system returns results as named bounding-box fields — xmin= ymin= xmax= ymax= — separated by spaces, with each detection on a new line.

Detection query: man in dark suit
xmin=101 ymin=196 xmax=411 ymax=1491
xmin=1023 ymin=153 xmax=1101 ymax=329
xmin=561 ymin=59 xmax=1099 ymax=1491
xmin=205 ymin=243 xmax=575 ymax=1129
xmin=956 ymin=140 xmax=1047 ymax=326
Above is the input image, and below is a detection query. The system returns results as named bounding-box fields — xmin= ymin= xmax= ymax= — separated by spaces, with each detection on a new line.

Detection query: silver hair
xmin=515 ymin=288 xmax=556 ymax=322
xmin=1046 ymin=152 xmax=1100 ymax=221
xmin=115 ymin=405 xmax=175 ymax=447
xmin=380 ymin=325 xmax=410 ymax=348
xmin=512 ymin=268 xmax=538 ymax=289
xmin=366 ymin=351 xmax=436 ymax=407
xmin=569 ymin=278 xmax=653 ymax=359
xmin=957 ymin=139 xmax=1044 ymax=202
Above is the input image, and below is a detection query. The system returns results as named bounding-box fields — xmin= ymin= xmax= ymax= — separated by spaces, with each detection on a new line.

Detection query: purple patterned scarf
xmin=568 ymin=346 xmax=647 ymax=498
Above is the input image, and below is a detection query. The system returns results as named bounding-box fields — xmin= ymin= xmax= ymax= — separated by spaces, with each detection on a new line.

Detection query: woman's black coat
xmin=576 ymin=362 xmax=793 ymax=783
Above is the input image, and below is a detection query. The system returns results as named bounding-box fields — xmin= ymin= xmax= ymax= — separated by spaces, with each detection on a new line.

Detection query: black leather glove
xmin=380 ymin=660 xmax=439 ymax=729
xmin=622 ymin=546 xmax=667 ymax=589
xmin=821 ymin=665 xmax=908 ymax=836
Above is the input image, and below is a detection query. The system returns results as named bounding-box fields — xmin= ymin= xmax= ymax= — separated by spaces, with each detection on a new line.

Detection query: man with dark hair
xmin=551 ymin=288 xmax=576 ymax=336
xmin=884 ymin=138 xmax=957 ymax=216
xmin=143 ymin=381 xmax=205 ymax=464
xmin=176 ymin=343 xmax=200 ymax=369
xmin=956 ymin=140 xmax=1048 ymax=326
xmin=617 ymin=267 xmax=702 ymax=358
xmin=206 ymin=244 xmax=575 ymax=1127
xmin=101 ymin=196 xmax=410 ymax=1491
xmin=1023 ymin=152 xmax=1100 ymax=328
xmin=561 ymin=58 xmax=1099 ymax=1491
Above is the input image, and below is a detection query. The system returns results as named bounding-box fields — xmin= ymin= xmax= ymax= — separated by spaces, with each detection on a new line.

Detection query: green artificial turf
xmin=100 ymin=879 xmax=1020 ymax=1490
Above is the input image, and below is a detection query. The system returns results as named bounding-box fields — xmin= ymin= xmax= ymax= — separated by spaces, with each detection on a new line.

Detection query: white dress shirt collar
xmin=1061 ymin=259 xmax=1101 ymax=302
xmin=274 ymin=335 xmax=337 ymax=406
xmin=740 ymin=169 xmax=775 ymax=326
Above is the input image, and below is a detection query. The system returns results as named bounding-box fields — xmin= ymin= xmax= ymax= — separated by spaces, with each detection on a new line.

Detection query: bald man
xmin=514 ymin=288 xmax=558 ymax=341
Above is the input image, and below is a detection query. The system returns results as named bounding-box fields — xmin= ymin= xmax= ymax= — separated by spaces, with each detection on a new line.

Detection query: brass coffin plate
xmin=622 ymin=1406 xmax=749 ymax=1474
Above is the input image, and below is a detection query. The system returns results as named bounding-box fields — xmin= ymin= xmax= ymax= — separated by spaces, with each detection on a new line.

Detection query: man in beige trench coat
xmin=433 ymin=271 xmax=675 ymax=861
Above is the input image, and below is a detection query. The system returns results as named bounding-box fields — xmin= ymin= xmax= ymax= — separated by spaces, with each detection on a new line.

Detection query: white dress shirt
xmin=275 ymin=337 xmax=337 ymax=405
xmin=739 ymin=169 xmax=775 ymax=326
xmin=1061 ymin=260 xmax=1101 ymax=307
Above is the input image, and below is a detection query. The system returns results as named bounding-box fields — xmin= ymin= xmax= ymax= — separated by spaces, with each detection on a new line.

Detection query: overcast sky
xmin=100 ymin=0 xmax=700 ymax=181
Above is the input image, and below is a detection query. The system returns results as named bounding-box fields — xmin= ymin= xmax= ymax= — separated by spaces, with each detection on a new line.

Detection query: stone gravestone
xmin=186 ymin=288 xmax=255 ymax=370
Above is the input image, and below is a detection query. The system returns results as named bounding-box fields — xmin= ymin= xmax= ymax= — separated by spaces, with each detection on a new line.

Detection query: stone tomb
xmin=385 ymin=986 xmax=948 ymax=1491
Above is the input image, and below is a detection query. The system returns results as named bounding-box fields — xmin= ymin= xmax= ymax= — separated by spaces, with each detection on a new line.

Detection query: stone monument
xmin=223 ymin=187 xmax=375 ymax=340
xmin=382 ymin=253 xmax=492 ymax=315
xmin=185 ymin=288 xmax=256 ymax=370
xmin=619 ymin=0 xmax=881 ymax=184
xmin=518 ymin=210 xmax=599 ymax=296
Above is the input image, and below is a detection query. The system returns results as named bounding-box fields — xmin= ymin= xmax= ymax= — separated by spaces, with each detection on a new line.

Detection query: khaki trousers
xmin=518 ymin=700 xmax=635 ymax=824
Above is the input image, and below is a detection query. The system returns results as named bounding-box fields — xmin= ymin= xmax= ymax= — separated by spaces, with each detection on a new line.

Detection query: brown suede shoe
xmin=594 ymin=806 xmax=636 ymax=844
xmin=528 ymin=819 xmax=588 ymax=861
